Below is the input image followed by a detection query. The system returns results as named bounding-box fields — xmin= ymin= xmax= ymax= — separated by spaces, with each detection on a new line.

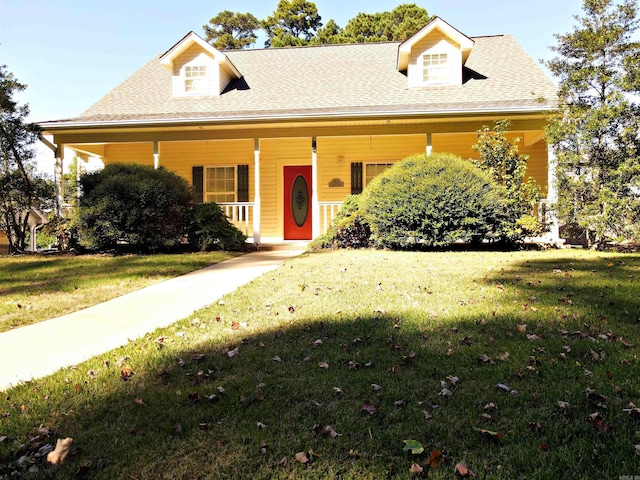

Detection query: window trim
xmin=422 ymin=53 xmax=449 ymax=85
xmin=184 ymin=65 xmax=207 ymax=95
xmin=364 ymin=162 xmax=394 ymax=186
xmin=204 ymin=165 xmax=237 ymax=203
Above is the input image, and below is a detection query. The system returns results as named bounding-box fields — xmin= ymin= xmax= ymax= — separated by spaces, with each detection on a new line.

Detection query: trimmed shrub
xmin=187 ymin=202 xmax=247 ymax=251
xmin=361 ymin=153 xmax=508 ymax=248
xmin=78 ymin=164 xmax=192 ymax=251
xmin=309 ymin=194 xmax=371 ymax=249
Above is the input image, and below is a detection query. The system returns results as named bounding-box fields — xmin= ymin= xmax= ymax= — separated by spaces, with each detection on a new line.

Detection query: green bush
xmin=309 ymin=195 xmax=371 ymax=249
xmin=187 ymin=202 xmax=247 ymax=251
xmin=361 ymin=153 xmax=508 ymax=248
xmin=78 ymin=164 xmax=192 ymax=251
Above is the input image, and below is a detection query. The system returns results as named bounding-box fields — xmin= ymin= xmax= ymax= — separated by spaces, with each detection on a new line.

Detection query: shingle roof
xmin=47 ymin=35 xmax=557 ymax=126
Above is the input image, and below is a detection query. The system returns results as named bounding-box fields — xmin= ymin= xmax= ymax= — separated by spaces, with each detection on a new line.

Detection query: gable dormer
xmin=159 ymin=32 xmax=242 ymax=97
xmin=397 ymin=17 xmax=474 ymax=88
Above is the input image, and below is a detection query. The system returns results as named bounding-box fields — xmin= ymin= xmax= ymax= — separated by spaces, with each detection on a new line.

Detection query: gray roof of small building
xmin=44 ymin=35 xmax=557 ymax=126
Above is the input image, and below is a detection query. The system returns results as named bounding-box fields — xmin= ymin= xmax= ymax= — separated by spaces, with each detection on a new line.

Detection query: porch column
xmin=311 ymin=137 xmax=320 ymax=239
xmin=426 ymin=133 xmax=433 ymax=156
xmin=253 ymin=138 xmax=261 ymax=244
xmin=54 ymin=145 xmax=64 ymax=217
xmin=153 ymin=141 xmax=160 ymax=169
xmin=547 ymin=144 xmax=560 ymax=243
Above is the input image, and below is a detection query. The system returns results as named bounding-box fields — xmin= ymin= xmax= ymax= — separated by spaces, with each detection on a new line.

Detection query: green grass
xmin=1 ymin=249 xmax=639 ymax=479
xmin=0 ymin=252 xmax=239 ymax=333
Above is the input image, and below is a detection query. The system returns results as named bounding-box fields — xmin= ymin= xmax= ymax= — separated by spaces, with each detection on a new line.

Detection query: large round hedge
xmin=361 ymin=153 xmax=508 ymax=248
xmin=78 ymin=164 xmax=192 ymax=251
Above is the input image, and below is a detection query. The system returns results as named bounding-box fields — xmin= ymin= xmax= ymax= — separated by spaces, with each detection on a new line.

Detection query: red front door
xmin=284 ymin=166 xmax=312 ymax=240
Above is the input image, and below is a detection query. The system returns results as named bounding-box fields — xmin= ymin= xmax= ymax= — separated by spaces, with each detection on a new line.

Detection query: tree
xmin=340 ymin=4 xmax=431 ymax=43
xmin=473 ymin=120 xmax=542 ymax=239
xmin=0 ymin=64 xmax=51 ymax=253
xmin=203 ymin=10 xmax=261 ymax=50
xmin=262 ymin=0 xmax=322 ymax=47
xmin=545 ymin=0 xmax=640 ymax=247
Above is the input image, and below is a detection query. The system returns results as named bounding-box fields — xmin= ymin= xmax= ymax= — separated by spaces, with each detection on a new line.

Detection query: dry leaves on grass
xmin=46 ymin=437 xmax=73 ymax=465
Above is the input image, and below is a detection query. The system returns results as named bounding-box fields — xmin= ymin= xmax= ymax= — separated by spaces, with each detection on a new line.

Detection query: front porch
xmin=47 ymin=118 xmax=558 ymax=245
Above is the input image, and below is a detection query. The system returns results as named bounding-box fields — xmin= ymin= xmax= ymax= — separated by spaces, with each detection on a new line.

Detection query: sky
xmin=1 ymin=0 xmax=586 ymax=170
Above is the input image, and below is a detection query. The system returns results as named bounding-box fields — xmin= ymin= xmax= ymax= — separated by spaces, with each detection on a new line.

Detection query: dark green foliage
xmin=362 ymin=153 xmax=508 ymax=248
xmin=309 ymin=195 xmax=371 ymax=249
xmin=0 ymin=64 xmax=49 ymax=253
xmin=78 ymin=164 xmax=192 ymax=251
xmin=187 ymin=202 xmax=247 ymax=251
xmin=545 ymin=0 xmax=640 ymax=246
xmin=262 ymin=0 xmax=323 ymax=47
xmin=203 ymin=10 xmax=261 ymax=50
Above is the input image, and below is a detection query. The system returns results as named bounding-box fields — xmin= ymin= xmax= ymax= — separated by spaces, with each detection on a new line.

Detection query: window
xmin=365 ymin=163 xmax=393 ymax=185
xmin=423 ymin=53 xmax=449 ymax=84
xmin=184 ymin=65 xmax=206 ymax=94
xmin=205 ymin=166 xmax=235 ymax=203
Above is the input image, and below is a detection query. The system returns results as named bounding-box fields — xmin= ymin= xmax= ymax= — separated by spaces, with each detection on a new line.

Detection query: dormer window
xmin=423 ymin=53 xmax=449 ymax=84
xmin=185 ymin=65 xmax=207 ymax=94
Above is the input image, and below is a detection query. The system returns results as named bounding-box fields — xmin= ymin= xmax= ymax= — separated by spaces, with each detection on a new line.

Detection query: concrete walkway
xmin=0 ymin=249 xmax=304 ymax=391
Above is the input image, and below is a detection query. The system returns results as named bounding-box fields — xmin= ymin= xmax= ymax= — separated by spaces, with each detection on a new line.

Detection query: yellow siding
xmin=259 ymin=137 xmax=311 ymax=240
xmin=159 ymin=139 xmax=254 ymax=186
xmin=318 ymin=134 xmax=427 ymax=200
xmin=408 ymin=30 xmax=462 ymax=87
xmin=433 ymin=132 xmax=549 ymax=196
xmin=172 ymin=44 xmax=219 ymax=97
xmin=103 ymin=143 xmax=154 ymax=166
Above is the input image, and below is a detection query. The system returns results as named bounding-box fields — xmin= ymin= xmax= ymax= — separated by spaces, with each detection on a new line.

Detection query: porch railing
xmin=319 ymin=201 xmax=343 ymax=235
xmin=219 ymin=202 xmax=254 ymax=237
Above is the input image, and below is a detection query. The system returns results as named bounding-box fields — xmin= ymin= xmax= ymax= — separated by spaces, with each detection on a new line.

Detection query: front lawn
xmin=1 ymin=249 xmax=639 ymax=479
xmin=0 ymin=252 xmax=238 ymax=333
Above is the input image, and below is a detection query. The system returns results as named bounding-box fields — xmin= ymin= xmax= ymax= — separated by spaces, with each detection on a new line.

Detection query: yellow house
xmin=40 ymin=17 xmax=558 ymax=245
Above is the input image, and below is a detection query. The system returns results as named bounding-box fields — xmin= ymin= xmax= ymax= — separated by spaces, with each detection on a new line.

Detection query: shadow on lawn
xmin=4 ymin=306 xmax=640 ymax=478
xmin=0 ymin=254 xmax=232 ymax=298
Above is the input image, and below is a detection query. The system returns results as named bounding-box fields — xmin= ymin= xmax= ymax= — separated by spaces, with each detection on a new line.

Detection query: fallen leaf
xmin=371 ymin=384 xmax=382 ymax=392
xmin=478 ymin=354 xmax=495 ymax=365
xmin=402 ymin=439 xmax=424 ymax=455
xmin=133 ymin=397 xmax=144 ymax=406
xmin=426 ymin=450 xmax=444 ymax=468
xmin=231 ymin=321 xmax=240 ymax=330
xmin=557 ymin=401 xmax=571 ymax=409
xmin=272 ymin=356 xmax=282 ymax=363
xmin=447 ymin=375 xmax=460 ymax=385
xmin=278 ymin=456 xmax=288 ymax=467
xmin=46 ymin=437 xmax=73 ymax=465
xmin=191 ymin=353 xmax=205 ymax=361
xmin=198 ymin=423 xmax=210 ymax=431
xmin=312 ymin=339 xmax=323 ymax=347
xmin=527 ymin=334 xmax=542 ymax=341
xmin=409 ymin=463 xmax=424 ymax=474
xmin=362 ymin=403 xmax=378 ymax=415
xmin=227 ymin=347 xmax=239 ymax=358
xmin=455 ymin=459 xmax=475 ymax=477
xmin=318 ymin=362 xmax=329 ymax=369
xmin=0 ymin=436 xmax=6 ymax=443
xmin=257 ymin=422 xmax=266 ymax=429
xmin=439 ymin=388 xmax=453 ymax=398
xmin=484 ymin=402 xmax=497 ymax=410
xmin=313 ymin=424 xmax=341 ymax=438
xmin=497 ymin=383 xmax=510 ymax=392
xmin=517 ymin=324 xmax=528 ymax=333
xmin=294 ymin=451 xmax=309 ymax=464
xmin=120 ymin=367 xmax=134 ymax=381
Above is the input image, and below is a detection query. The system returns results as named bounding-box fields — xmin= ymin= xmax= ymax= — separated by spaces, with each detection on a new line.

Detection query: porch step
xmin=256 ymin=241 xmax=310 ymax=252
